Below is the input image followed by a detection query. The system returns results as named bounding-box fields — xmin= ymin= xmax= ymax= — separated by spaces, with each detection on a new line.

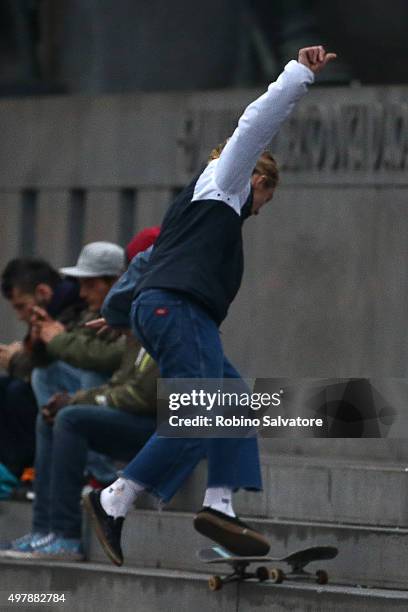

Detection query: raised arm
xmin=214 ymin=46 xmax=336 ymax=195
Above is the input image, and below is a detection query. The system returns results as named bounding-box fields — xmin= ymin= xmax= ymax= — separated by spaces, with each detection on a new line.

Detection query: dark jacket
xmin=131 ymin=175 xmax=252 ymax=325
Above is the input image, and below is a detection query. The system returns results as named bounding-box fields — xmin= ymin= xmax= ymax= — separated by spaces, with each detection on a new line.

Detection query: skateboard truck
xmin=208 ymin=559 xmax=270 ymax=591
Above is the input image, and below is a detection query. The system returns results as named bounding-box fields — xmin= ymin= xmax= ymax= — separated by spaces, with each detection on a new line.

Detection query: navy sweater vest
xmin=134 ymin=174 xmax=252 ymax=325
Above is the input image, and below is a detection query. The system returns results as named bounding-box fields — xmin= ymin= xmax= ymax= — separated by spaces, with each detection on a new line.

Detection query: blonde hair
xmin=209 ymin=141 xmax=279 ymax=188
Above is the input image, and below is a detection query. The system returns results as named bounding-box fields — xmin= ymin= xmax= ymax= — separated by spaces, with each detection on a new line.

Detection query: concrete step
xmin=0 ymin=500 xmax=32 ymax=543
xmin=2 ymin=499 xmax=408 ymax=590
xmin=1 ymin=558 xmax=408 ymax=612
xmin=254 ymin=455 xmax=408 ymax=527
xmin=5 ymin=500 xmax=408 ymax=590
xmin=86 ymin=509 xmax=408 ymax=590
xmin=135 ymin=455 xmax=408 ymax=527
xmin=260 ymin=438 xmax=408 ymax=463
xmin=3 ymin=453 xmax=407 ymax=532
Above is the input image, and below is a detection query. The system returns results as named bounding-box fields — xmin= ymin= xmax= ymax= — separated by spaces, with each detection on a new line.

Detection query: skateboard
xmin=198 ymin=544 xmax=338 ymax=591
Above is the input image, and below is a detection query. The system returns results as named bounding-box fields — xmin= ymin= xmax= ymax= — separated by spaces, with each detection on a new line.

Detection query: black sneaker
xmin=194 ymin=507 xmax=270 ymax=556
xmin=83 ymin=489 xmax=124 ymax=566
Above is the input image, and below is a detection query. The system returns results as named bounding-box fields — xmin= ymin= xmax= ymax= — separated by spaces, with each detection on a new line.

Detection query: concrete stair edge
xmin=2 ymin=558 xmax=408 ymax=612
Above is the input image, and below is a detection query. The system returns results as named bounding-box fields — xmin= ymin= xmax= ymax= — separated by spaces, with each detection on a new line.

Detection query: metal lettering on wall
xmin=180 ymin=101 xmax=408 ymax=183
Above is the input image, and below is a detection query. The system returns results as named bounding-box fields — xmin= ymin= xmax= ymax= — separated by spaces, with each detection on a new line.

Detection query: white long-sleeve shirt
xmin=192 ymin=60 xmax=314 ymax=215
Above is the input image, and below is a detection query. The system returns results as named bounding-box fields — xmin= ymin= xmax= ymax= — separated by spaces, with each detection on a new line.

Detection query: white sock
xmin=100 ymin=477 xmax=144 ymax=518
xmin=203 ymin=487 xmax=235 ymax=517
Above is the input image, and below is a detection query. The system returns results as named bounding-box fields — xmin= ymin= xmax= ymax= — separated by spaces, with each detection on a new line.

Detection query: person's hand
xmin=30 ymin=324 xmax=42 ymax=343
xmin=39 ymin=320 xmax=66 ymax=343
xmin=0 ymin=342 xmax=23 ymax=369
xmin=30 ymin=306 xmax=52 ymax=325
xmin=85 ymin=317 xmax=127 ymax=338
xmin=30 ymin=306 xmax=54 ymax=342
xmin=85 ymin=317 xmax=110 ymax=334
xmin=42 ymin=391 xmax=71 ymax=425
xmin=298 ymin=46 xmax=337 ymax=74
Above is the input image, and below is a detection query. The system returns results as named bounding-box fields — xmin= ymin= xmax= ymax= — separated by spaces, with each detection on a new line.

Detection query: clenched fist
xmin=298 ymin=46 xmax=337 ymax=74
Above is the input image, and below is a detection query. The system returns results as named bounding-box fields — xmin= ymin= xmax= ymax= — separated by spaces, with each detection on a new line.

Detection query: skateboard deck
xmin=198 ymin=545 xmax=338 ymax=590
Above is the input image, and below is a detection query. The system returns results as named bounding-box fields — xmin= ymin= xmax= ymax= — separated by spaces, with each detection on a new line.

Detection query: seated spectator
xmin=29 ymin=242 xmax=127 ymax=486
xmin=1 ymin=334 xmax=158 ymax=560
xmin=0 ymin=258 xmax=85 ymax=478
xmin=1 ymin=230 xmax=160 ymax=560
xmin=30 ymin=241 xmax=127 ymax=409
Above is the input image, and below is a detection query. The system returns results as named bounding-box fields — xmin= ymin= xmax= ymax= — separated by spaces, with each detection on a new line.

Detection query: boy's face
xmin=79 ymin=277 xmax=116 ymax=312
xmin=9 ymin=287 xmax=37 ymax=322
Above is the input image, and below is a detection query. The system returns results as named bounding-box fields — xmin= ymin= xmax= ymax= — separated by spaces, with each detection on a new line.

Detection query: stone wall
xmin=0 ymin=84 xmax=407 ymax=377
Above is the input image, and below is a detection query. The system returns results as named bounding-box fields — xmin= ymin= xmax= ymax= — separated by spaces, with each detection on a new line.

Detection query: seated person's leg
xmin=79 ymin=370 xmax=109 ymax=390
xmin=31 ymin=362 xmax=85 ymax=407
xmin=1 ymin=412 xmax=55 ymax=557
xmin=31 ymin=361 xmax=110 ymax=407
xmin=1 ymin=378 xmax=38 ymax=476
xmin=0 ymin=376 xmax=37 ymax=477
xmin=32 ymin=412 xmax=54 ymax=537
xmin=77 ymin=371 xmax=117 ymax=484
xmin=85 ymin=450 xmax=117 ymax=486
xmin=31 ymin=362 xmax=115 ymax=484
xmin=30 ymin=404 xmax=156 ymax=559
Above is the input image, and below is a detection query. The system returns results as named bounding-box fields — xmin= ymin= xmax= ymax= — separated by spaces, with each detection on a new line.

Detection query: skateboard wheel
xmin=269 ymin=568 xmax=284 ymax=584
xmin=208 ymin=575 xmax=223 ymax=591
xmin=256 ymin=566 xmax=269 ymax=582
xmin=316 ymin=570 xmax=328 ymax=585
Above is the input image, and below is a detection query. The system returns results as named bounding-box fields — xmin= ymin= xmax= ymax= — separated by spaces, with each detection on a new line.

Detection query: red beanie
xmin=126 ymin=226 xmax=161 ymax=263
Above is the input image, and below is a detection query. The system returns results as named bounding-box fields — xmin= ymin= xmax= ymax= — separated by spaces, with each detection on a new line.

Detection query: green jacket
xmin=46 ymin=310 xmax=125 ymax=374
xmin=70 ymin=336 xmax=158 ymax=414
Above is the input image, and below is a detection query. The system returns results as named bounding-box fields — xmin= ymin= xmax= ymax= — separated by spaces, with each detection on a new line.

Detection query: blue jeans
xmin=32 ymin=361 xmax=117 ymax=527
xmin=122 ymin=289 xmax=262 ymax=502
xmin=33 ymin=404 xmax=155 ymax=538
xmin=31 ymin=362 xmax=108 ymax=408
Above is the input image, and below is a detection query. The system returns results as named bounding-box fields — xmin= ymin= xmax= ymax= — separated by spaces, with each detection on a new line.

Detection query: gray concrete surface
xmin=2 ymin=559 xmax=408 ymax=612
xmin=134 ymin=455 xmax=408 ymax=527
xmin=85 ymin=509 xmax=408 ymax=590
xmin=260 ymin=438 xmax=408 ymax=463
xmin=4 ymin=496 xmax=408 ymax=589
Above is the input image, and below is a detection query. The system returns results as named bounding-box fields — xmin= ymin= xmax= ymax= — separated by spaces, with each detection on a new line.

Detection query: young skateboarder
xmin=85 ymin=46 xmax=336 ymax=565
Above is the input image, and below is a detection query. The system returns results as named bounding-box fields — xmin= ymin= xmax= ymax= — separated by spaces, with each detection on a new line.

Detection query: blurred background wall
xmin=1 ymin=0 xmax=407 ymax=96
xmin=0 ymin=0 xmax=407 ymax=378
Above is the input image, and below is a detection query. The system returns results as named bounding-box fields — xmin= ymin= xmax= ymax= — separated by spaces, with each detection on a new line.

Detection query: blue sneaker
xmin=31 ymin=534 xmax=84 ymax=561
xmin=2 ymin=532 xmax=53 ymax=559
